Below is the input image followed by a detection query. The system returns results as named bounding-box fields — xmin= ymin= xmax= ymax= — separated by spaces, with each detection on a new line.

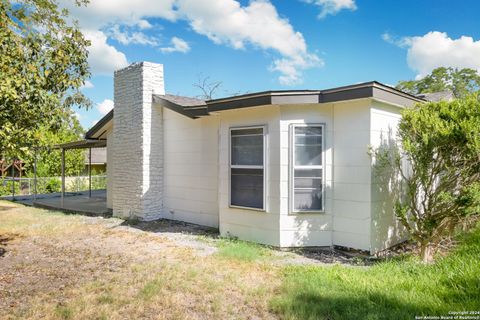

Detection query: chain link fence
xmin=0 ymin=175 xmax=107 ymax=197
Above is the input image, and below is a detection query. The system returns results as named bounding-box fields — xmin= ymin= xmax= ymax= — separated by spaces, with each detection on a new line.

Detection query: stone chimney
xmin=111 ymin=62 xmax=165 ymax=220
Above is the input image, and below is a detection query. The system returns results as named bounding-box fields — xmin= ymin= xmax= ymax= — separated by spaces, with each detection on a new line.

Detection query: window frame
xmin=289 ymin=123 xmax=325 ymax=214
xmin=229 ymin=125 xmax=267 ymax=211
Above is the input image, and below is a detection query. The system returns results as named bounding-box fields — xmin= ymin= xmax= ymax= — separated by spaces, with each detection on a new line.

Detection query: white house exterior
xmin=86 ymin=61 xmax=423 ymax=254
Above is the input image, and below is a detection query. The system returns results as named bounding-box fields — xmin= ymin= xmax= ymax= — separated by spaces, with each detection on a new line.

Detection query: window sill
xmin=289 ymin=210 xmax=325 ymax=215
xmin=229 ymin=205 xmax=266 ymax=212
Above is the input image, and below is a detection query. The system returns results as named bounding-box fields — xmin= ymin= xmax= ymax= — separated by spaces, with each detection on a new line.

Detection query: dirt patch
xmin=0 ymin=232 xmax=21 ymax=258
xmin=0 ymin=203 xmax=278 ymax=319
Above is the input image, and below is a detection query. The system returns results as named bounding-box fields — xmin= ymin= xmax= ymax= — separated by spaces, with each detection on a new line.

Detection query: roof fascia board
xmin=372 ymin=86 xmax=421 ymax=107
xmin=320 ymin=86 xmax=373 ymax=103
xmin=85 ymin=110 xmax=113 ymax=139
xmin=207 ymin=94 xmax=272 ymax=112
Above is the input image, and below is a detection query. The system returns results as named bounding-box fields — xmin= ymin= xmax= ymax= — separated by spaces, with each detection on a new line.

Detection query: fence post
xmin=33 ymin=148 xmax=37 ymax=200
xmin=11 ymin=159 xmax=15 ymax=200
xmin=61 ymin=149 xmax=65 ymax=207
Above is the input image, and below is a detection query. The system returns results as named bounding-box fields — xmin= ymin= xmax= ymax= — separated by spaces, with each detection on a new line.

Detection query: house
xmin=84 ymin=147 xmax=107 ymax=173
xmin=84 ymin=61 xmax=423 ymax=254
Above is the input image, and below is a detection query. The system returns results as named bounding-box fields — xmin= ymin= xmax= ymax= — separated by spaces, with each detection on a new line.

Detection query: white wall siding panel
xmin=332 ymin=100 xmax=372 ymax=250
xmin=369 ymin=101 xmax=407 ymax=253
xmin=218 ymin=106 xmax=282 ymax=246
xmin=162 ymin=108 xmax=220 ymax=228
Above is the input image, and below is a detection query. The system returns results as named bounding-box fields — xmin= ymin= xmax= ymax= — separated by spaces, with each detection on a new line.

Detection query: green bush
xmin=0 ymin=179 xmax=20 ymax=196
xmin=45 ymin=178 xmax=61 ymax=193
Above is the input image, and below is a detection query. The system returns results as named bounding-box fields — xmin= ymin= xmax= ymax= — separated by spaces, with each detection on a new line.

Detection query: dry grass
xmin=0 ymin=201 xmax=279 ymax=320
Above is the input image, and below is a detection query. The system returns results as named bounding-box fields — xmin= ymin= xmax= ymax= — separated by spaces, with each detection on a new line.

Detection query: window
xmin=291 ymin=124 xmax=324 ymax=212
xmin=230 ymin=127 xmax=265 ymax=210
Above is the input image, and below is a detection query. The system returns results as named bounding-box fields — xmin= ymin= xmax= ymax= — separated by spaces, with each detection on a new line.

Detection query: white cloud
xmin=74 ymin=112 xmax=82 ymax=120
xmin=106 ymin=25 xmax=160 ymax=46
xmin=384 ymin=31 xmax=480 ymax=78
xmin=62 ymin=0 xmax=177 ymax=30
xmin=160 ymin=37 xmax=191 ymax=53
xmin=62 ymin=0 xmax=321 ymax=85
xmin=61 ymin=0 xmax=175 ymax=75
xmin=137 ymin=19 xmax=153 ymax=30
xmin=175 ymin=0 xmax=321 ymax=84
xmin=83 ymin=30 xmax=128 ymax=75
xmin=96 ymin=99 xmax=114 ymax=115
xmin=80 ymin=80 xmax=94 ymax=89
xmin=304 ymin=0 xmax=357 ymax=19
xmin=381 ymin=32 xmax=409 ymax=48
xmin=272 ymin=54 xmax=323 ymax=85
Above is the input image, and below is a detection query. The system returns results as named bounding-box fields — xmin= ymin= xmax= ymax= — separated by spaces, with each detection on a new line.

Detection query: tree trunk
xmin=420 ymin=242 xmax=434 ymax=263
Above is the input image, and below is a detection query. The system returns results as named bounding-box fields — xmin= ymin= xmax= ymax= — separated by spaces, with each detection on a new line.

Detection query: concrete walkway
xmin=7 ymin=190 xmax=110 ymax=216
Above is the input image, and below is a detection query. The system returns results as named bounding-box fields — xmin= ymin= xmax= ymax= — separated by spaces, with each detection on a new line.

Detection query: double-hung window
xmin=291 ymin=124 xmax=324 ymax=212
xmin=230 ymin=127 xmax=265 ymax=210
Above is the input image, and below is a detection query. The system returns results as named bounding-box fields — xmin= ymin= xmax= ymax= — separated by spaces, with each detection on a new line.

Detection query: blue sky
xmin=70 ymin=0 xmax=480 ymax=129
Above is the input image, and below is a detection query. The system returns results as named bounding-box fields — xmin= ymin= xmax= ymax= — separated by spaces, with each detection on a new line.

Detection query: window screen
xmin=230 ymin=127 xmax=264 ymax=209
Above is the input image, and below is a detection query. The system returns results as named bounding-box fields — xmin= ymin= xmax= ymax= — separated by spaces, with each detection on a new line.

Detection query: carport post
xmin=61 ymin=148 xmax=65 ymax=207
xmin=88 ymin=147 xmax=92 ymax=198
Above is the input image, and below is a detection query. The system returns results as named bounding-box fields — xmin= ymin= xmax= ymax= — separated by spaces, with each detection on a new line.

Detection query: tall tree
xmin=0 ymin=0 xmax=91 ymax=160
xmin=396 ymin=67 xmax=480 ymax=99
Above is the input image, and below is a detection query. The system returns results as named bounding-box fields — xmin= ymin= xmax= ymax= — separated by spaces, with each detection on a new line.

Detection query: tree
xmin=376 ymin=95 xmax=480 ymax=263
xmin=193 ymin=75 xmax=223 ymax=100
xmin=29 ymin=113 xmax=86 ymax=177
xmin=396 ymin=67 xmax=480 ymax=99
xmin=0 ymin=0 xmax=91 ymax=160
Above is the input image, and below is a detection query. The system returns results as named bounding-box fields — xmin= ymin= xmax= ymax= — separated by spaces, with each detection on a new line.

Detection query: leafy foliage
xmin=396 ymin=67 xmax=480 ymax=99
xmin=0 ymin=0 xmax=91 ymax=159
xmin=376 ymin=95 xmax=480 ymax=262
xmin=30 ymin=116 xmax=86 ymax=177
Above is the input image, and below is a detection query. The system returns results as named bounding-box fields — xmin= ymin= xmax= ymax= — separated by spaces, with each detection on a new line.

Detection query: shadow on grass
xmin=272 ymin=291 xmax=437 ymax=320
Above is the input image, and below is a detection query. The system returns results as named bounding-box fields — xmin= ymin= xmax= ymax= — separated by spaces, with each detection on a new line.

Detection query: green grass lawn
xmin=270 ymin=224 xmax=480 ymax=320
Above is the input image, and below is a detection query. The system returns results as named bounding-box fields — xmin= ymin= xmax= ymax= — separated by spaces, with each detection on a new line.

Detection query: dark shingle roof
xmin=417 ymin=91 xmax=454 ymax=102
xmin=162 ymin=94 xmax=206 ymax=107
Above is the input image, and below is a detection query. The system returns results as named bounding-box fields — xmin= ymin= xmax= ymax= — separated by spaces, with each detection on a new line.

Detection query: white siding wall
xmin=278 ymin=104 xmax=334 ymax=247
xmin=162 ymin=108 xmax=220 ymax=227
xmin=332 ymin=99 xmax=372 ymax=251
xmin=218 ymin=106 xmax=282 ymax=246
xmin=369 ymin=101 xmax=407 ymax=253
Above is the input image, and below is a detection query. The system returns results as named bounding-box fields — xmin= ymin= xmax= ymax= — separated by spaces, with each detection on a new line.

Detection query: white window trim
xmin=289 ymin=123 xmax=326 ymax=214
xmin=228 ymin=125 xmax=267 ymax=211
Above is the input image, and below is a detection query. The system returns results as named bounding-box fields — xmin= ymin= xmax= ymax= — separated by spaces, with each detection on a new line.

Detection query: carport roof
xmin=55 ymin=139 xmax=107 ymax=150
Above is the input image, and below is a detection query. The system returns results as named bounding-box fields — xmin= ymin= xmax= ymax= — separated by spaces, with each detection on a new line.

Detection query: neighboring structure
xmin=84 ymin=147 xmax=107 ymax=173
xmin=83 ymin=61 xmax=424 ymax=254
xmin=417 ymin=90 xmax=454 ymax=102
xmin=0 ymin=159 xmax=24 ymax=177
